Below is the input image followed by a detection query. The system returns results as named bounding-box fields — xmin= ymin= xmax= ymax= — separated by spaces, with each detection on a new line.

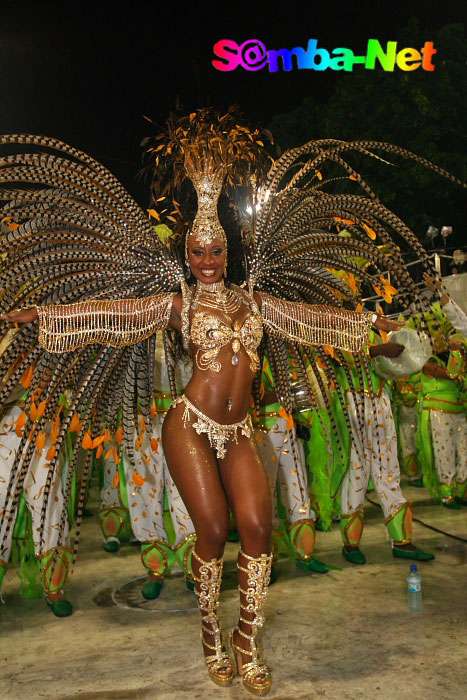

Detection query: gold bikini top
xmin=181 ymin=282 xmax=263 ymax=373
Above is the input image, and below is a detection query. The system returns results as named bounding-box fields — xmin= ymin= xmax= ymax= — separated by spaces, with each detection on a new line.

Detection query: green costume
xmin=415 ymin=352 xmax=467 ymax=505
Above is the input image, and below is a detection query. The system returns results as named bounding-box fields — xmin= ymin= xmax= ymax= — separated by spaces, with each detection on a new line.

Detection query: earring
xmin=185 ymin=262 xmax=191 ymax=280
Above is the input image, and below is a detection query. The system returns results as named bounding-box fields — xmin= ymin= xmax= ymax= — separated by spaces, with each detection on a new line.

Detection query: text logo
xmin=212 ymin=39 xmax=436 ymax=73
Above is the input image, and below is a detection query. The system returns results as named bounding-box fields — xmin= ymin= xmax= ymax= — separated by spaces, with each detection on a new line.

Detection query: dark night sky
xmin=0 ymin=0 xmax=464 ymax=203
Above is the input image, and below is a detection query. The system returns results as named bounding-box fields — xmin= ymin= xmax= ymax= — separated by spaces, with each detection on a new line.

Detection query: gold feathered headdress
xmin=142 ymin=106 xmax=272 ymax=250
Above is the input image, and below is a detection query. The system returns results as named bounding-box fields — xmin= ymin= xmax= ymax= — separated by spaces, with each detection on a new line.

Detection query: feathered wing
xmin=0 ymin=134 xmax=182 ymax=563
xmin=249 ymin=138 xmax=466 ymax=517
xmin=249 ymin=138 xmax=464 ymax=306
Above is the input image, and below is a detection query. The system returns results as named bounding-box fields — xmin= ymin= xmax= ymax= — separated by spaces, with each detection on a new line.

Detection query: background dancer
xmin=337 ymin=337 xmax=434 ymax=564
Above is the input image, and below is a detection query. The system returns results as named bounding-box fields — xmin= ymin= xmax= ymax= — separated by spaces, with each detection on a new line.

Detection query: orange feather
xmin=35 ymin=431 xmax=46 ymax=450
xmin=29 ymin=401 xmax=38 ymax=422
xmin=36 ymin=400 xmax=47 ymax=419
xmin=68 ymin=413 xmax=82 ymax=432
xmin=21 ymin=365 xmax=34 ymax=388
xmin=15 ymin=411 xmax=27 ymax=437
xmin=278 ymin=406 xmax=294 ymax=430
xmin=82 ymin=431 xmax=93 ymax=449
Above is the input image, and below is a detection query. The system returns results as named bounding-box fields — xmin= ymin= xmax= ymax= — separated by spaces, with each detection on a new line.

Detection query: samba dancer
xmin=3 ymin=111 xmax=458 ymax=695
xmin=2 ymin=186 xmax=396 ymax=697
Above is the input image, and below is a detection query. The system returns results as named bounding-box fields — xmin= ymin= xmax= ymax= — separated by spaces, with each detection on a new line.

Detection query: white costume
xmin=428 ymin=410 xmax=467 ymax=496
xmin=443 ymin=299 xmax=467 ymax=336
xmin=99 ymin=451 xmax=129 ymax=548
xmin=124 ymin=410 xmax=195 ymax=552
xmin=397 ymin=403 xmax=420 ymax=481
xmin=340 ymin=388 xmax=412 ymax=547
xmin=256 ymin=414 xmax=321 ymax=566
xmin=99 ymin=336 xmax=196 ymax=583
xmin=257 ymin=416 xmax=315 ymax=528
xmin=0 ymin=399 xmax=71 ymax=595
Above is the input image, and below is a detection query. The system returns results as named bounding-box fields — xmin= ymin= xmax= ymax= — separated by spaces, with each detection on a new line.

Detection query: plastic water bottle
xmin=407 ymin=564 xmax=422 ymax=612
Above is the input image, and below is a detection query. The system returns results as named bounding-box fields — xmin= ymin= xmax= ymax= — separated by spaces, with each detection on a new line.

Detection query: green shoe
xmin=392 ymin=546 xmax=435 ymax=561
xmin=342 ymin=546 xmax=366 ymax=565
xmin=103 ymin=539 xmax=120 ymax=553
xmin=185 ymin=577 xmax=195 ymax=592
xmin=269 ymin=566 xmax=277 ymax=585
xmin=455 ymin=496 xmax=467 ymax=506
xmin=46 ymin=598 xmax=73 ymax=617
xmin=409 ymin=478 xmax=425 ymax=488
xmin=315 ymin=519 xmax=331 ymax=532
xmin=141 ymin=579 xmax=164 ymax=599
xmin=442 ymin=500 xmax=461 ymax=510
xmin=296 ymin=558 xmax=329 ymax=574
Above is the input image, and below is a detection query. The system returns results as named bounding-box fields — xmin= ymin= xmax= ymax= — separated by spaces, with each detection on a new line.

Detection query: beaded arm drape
xmin=37 ymin=289 xmax=372 ymax=355
xmin=259 ymin=293 xmax=373 ymax=353
xmin=37 ymin=292 xmax=175 ymax=353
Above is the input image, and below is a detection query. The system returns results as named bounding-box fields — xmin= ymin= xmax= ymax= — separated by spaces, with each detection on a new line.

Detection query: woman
xmin=2 ymin=223 xmax=396 ymax=698
xmin=3 ymin=111 xmax=446 ymax=695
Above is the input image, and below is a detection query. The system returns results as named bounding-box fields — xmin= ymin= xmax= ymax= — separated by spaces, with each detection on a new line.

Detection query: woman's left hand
xmin=373 ymin=315 xmax=404 ymax=332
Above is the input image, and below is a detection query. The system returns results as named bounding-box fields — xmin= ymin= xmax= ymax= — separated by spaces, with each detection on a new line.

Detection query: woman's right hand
xmin=0 ymin=307 xmax=38 ymax=325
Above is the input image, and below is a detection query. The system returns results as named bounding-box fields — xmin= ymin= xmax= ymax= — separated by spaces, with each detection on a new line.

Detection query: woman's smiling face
xmin=187 ymin=237 xmax=226 ymax=284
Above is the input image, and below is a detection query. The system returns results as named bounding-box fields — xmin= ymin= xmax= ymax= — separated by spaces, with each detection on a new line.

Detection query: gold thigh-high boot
xmin=230 ymin=549 xmax=273 ymax=696
xmin=192 ymin=549 xmax=234 ymax=687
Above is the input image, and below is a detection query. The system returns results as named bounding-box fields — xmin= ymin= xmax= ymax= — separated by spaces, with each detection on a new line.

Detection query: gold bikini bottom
xmin=170 ymin=395 xmax=252 ymax=459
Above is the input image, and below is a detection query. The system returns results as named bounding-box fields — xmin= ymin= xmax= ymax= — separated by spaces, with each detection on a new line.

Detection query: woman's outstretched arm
xmin=1 ymin=293 xmax=177 ymax=353
xmin=256 ymin=292 xmax=402 ymax=353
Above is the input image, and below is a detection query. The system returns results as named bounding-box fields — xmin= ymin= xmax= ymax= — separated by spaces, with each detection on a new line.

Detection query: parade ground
xmin=0 ymin=482 xmax=465 ymax=700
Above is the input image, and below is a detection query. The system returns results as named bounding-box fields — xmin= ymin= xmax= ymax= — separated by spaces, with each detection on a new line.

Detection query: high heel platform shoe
xmin=230 ymin=550 xmax=273 ymax=696
xmin=192 ymin=550 xmax=234 ymax=687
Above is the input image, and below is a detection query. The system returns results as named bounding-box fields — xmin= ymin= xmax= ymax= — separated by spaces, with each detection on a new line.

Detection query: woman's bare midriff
xmin=184 ymin=345 xmax=255 ymax=423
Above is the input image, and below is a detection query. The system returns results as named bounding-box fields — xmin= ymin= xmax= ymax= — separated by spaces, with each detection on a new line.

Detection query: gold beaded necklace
xmin=191 ymin=280 xmax=241 ymax=315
